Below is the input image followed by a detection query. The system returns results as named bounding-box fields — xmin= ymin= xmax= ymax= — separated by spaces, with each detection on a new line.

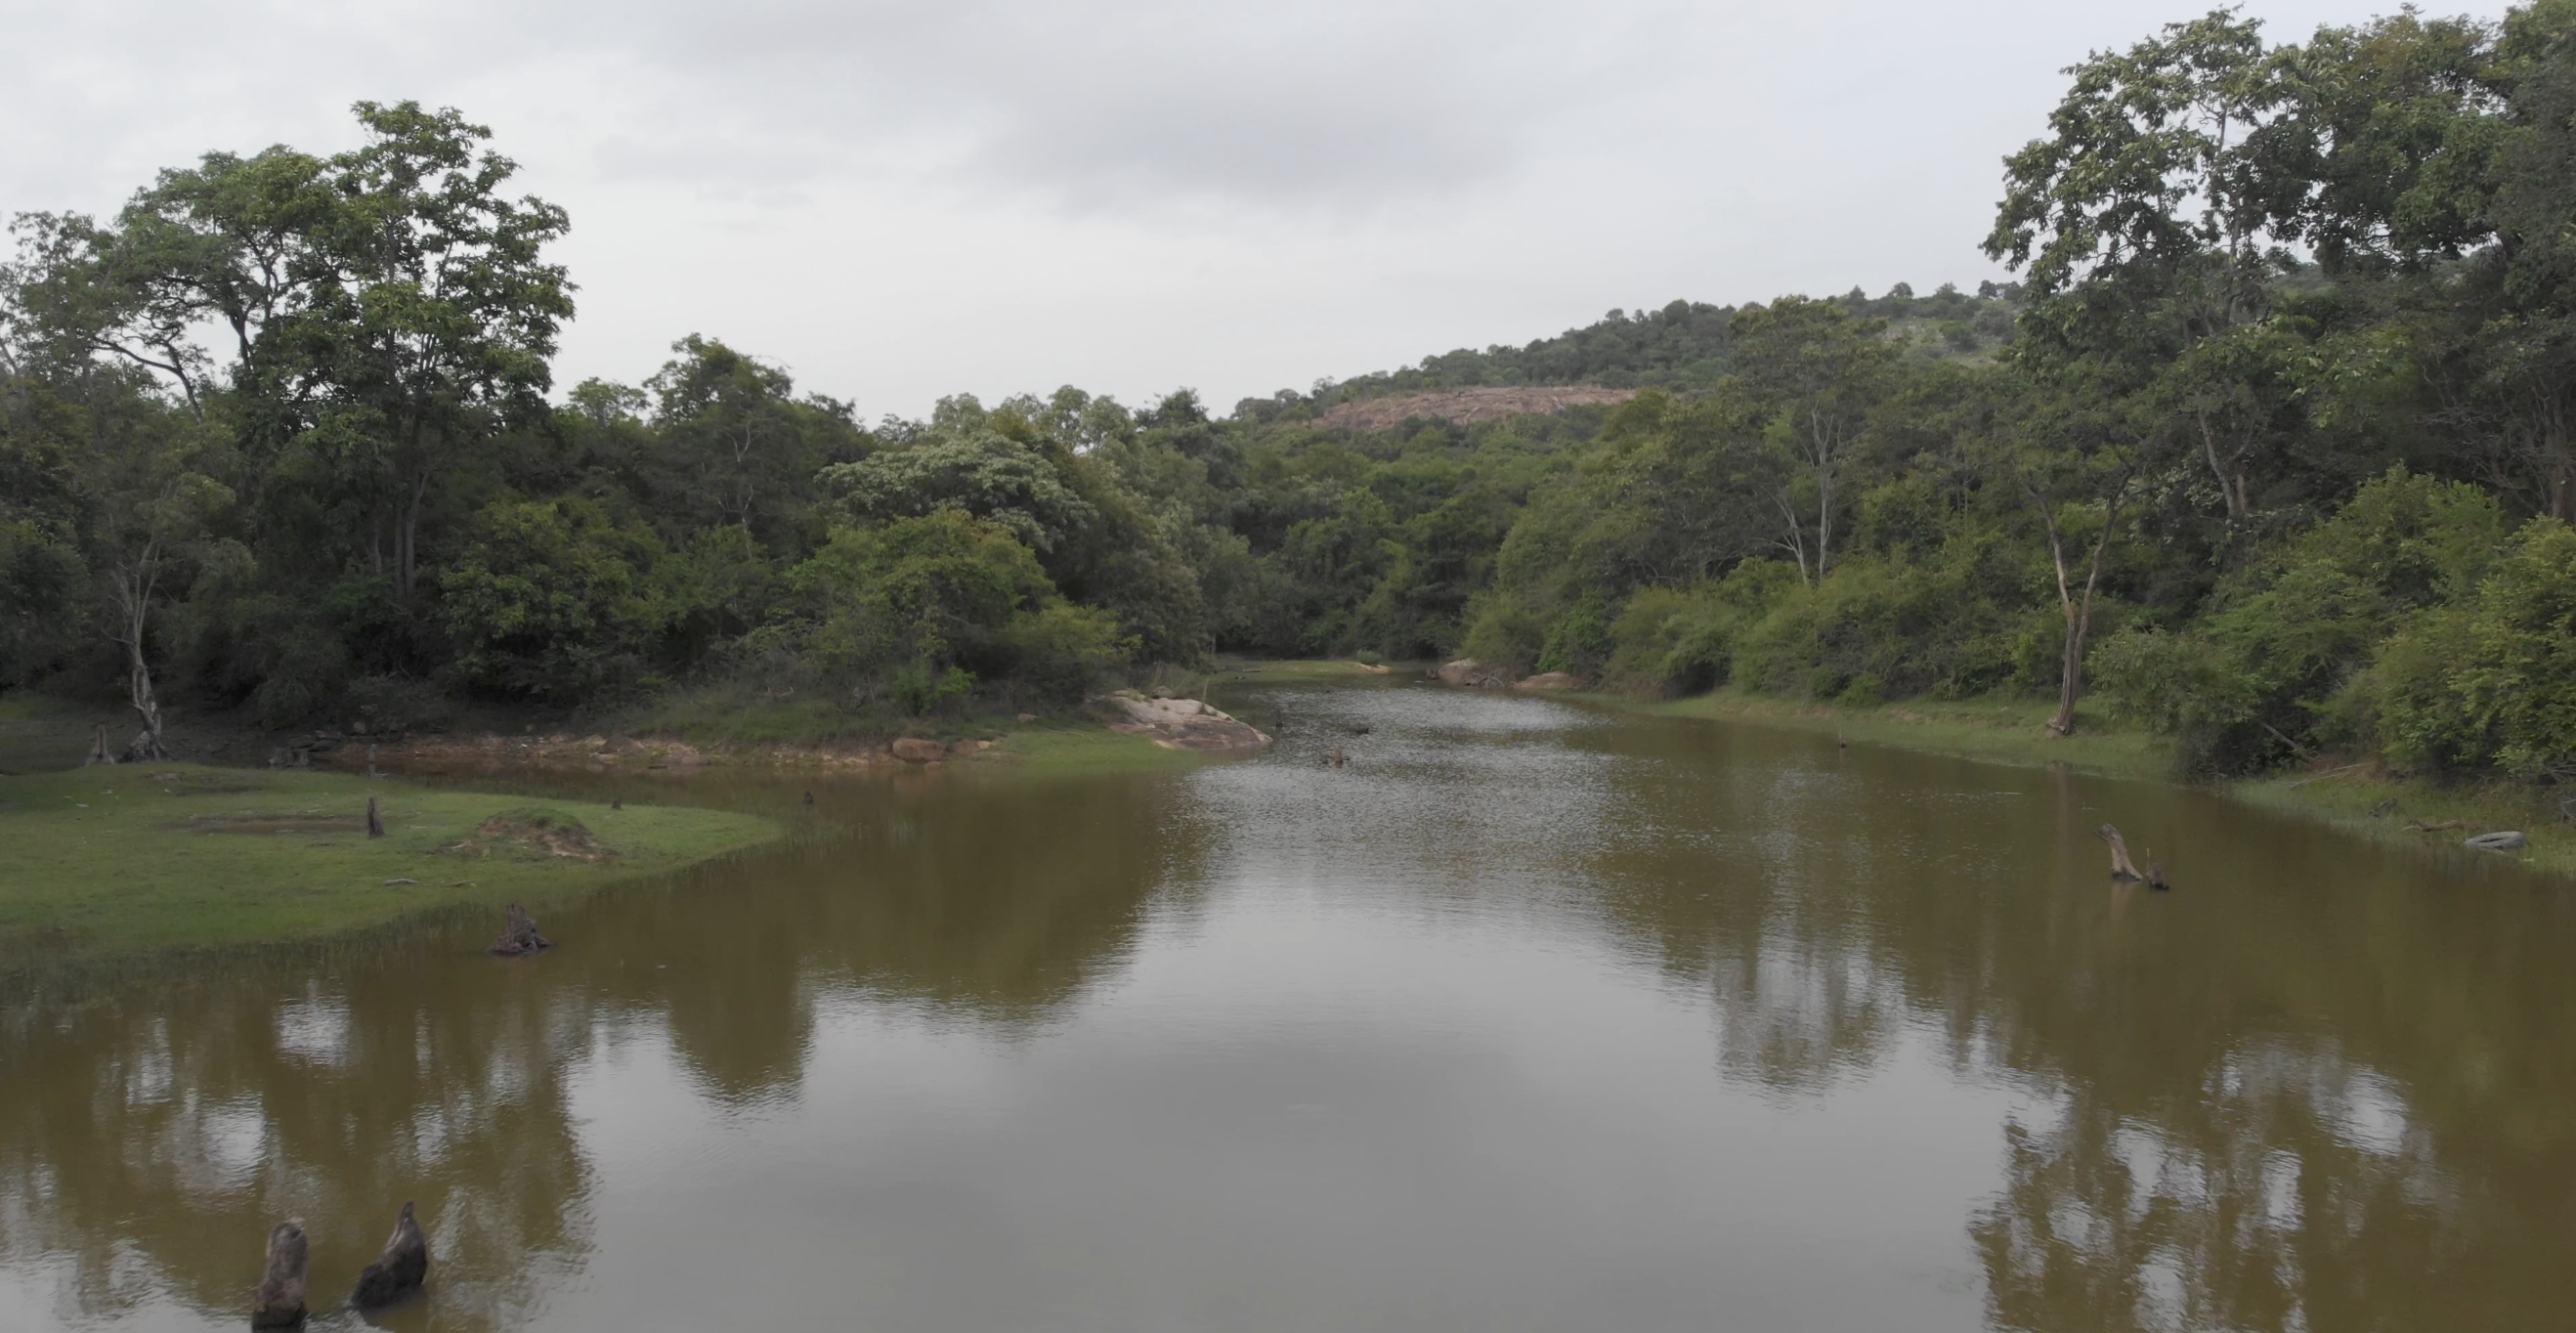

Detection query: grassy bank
xmin=1636 ymin=685 xmax=2576 ymax=878
xmin=0 ymin=763 xmax=780 ymax=980
xmin=1645 ymin=687 xmax=2169 ymax=778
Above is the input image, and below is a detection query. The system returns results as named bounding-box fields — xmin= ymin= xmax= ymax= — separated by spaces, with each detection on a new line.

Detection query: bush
xmin=2362 ymin=519 xmax=2576 ymax=779
xmin=1604 ymin=560 xmax=1798 ymax=696
xmin=1733 ymin=536 xmax=2029 ymax=699
xmin=2093 ymin=468 xmax=2512 ymax=775
xmin=442 ymin=497 xmax=664 ymax=704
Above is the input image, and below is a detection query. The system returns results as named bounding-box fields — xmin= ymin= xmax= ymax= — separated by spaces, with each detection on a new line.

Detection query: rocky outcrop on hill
xmin=1095 ymin=691 xmax=1271 ymax=752
xmin=1321 ymin=386 xmax=1636 ymax=431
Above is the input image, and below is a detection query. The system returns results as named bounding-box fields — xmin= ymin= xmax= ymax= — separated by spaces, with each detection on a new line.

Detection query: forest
xmin=8 ymin=4 xmax=2576 ymax=786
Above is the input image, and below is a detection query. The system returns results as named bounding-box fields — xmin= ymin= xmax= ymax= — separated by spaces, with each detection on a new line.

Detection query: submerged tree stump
xmin=351 ymin=1201 xmax=431 ymax=1309
xmin=250 ymin=1222 xmax=309 ymax=1327
xmin=366 ymin=796 xmax=386 ymax=838
xmin=487 ymin=905 xmax=553 ymax=956
xmin=2097 ymin=824 xmax=2145 ymax=882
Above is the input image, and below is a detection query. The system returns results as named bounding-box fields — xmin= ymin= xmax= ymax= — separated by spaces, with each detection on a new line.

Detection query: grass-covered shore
xmin=0 ymin=763 xmax=780 ymax=981
xmin=1640 ymin=685 xmax=2576 ymax=878
xmin=1207 ymin=663 xmax=2576 ymax=880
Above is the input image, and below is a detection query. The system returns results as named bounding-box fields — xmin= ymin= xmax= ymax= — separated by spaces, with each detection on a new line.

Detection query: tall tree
xmin=1725 ymin=297 xmax=1896 ymax=581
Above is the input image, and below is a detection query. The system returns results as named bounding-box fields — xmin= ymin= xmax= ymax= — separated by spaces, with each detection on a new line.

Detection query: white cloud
xmin=0 ymin=0 xmax=2507 ymax=416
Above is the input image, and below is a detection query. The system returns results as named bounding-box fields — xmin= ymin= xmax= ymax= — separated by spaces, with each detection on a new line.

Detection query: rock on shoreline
xmin=1094 ymin=692 xmax=1271 ymax=753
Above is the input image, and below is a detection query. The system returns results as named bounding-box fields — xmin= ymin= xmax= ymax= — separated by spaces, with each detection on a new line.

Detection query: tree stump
xmin=250 ymin=1222 xmax=309 ymax=1327
xmin=2097 ymin=824 xmax=2145 ymax=882
xmin=85 ymin=723 xmax=115 ymax=766
xmin=351 ymin=1200 xmax=430 ymax=1309
xmin=366 ymin=796 xmax=387 ymax=838
xmin=488 ymin=905 xmax=552 ymax=956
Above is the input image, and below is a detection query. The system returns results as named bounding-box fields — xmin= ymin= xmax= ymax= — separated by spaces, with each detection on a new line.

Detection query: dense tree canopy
xmin=13 ymin=8 xmax=2576 ymax=787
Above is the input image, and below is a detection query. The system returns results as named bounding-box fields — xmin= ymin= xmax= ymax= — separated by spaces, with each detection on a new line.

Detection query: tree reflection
xmin=1586 ymin=717 xmax=2576 ymax=1329
xmin=0 ymin=953 xmax=595 ymax=1330
xmin=0 ymin=767 xmax=1202 ymax=1327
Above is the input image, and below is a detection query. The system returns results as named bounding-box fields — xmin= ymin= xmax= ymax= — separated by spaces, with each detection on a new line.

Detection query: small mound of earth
xmin=1094 ymin=692 xmax=1271 ymax=753
xmin=444 ymin=810 xmax=614 ymax=862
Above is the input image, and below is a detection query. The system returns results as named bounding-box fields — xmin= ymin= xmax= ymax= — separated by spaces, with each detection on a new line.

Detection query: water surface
xmin=4 ymin=682 xmax=2570 ymax=1331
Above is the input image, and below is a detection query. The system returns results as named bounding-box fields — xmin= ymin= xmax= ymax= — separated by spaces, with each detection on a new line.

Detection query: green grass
xmin=2232 ymin=767 xmax=2576 ymax=877
xmin=1641 ymin=686 xmax=2169 ymax=778
xmin=0 ymin=763 xmax=780 ymax=980
xmin=975 ymin=719 xmax=1208 ymax=775
xmin=1212 ymin=657 xmax=1411 ymax=683
xmin=1632 ymin=685 xmax=2576 ymax=878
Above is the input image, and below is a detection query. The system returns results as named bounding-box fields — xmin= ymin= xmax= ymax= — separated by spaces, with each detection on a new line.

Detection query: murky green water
xmin=4 ymin=682 xmax=2571 ymax=1331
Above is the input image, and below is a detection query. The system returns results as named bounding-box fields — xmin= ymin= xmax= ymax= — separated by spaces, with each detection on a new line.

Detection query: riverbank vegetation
xmin=0 ymin=763 xmax=777 ymax=980
xmin=9 ymin=5 xmax=2576 ymax=821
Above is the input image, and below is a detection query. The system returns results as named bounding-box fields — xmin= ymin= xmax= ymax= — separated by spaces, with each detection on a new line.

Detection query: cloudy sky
xmin=0 ymin=0 xmax=2494 ymax=418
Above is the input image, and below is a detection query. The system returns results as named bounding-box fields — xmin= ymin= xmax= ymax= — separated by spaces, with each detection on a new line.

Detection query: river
xmin=2 ymin=679 xmax=2569 ymax=1331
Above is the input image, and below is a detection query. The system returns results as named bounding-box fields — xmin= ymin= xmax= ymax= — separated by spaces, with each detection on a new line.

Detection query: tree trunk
xmin=351 ymin=1201 xmax=430 ymax=1309
xmin=2197 ymin=412 xmax=2251 ymax=524
xmin=366 ymin=795 xmax=387 ymax=838
xmin=251 ymin=1222 xmax=309 ymax=1328
xmin=116 ymin=563 xmax=166 ymax=762
xmin=2036 ymin=486 xmax=2126 ymax=739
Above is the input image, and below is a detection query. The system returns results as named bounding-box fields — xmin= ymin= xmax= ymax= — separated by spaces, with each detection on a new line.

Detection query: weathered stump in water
xmin=251 ymin=1222 xmax=309 ymax=1327
xmin=351 ymin=1201 xmax=430 ymax=1309
xmin=487 ymin=904 xmax=552 ymax=956
xmin=366 ymin=796 xmax=386 ymax=838
xmin=2098 ymin=824 xmax=2146 ymax=882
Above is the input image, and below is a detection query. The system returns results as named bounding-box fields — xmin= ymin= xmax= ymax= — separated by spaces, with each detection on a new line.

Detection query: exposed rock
xmin=1319 ymin=385 xmax=1635 ymax=430
xmin=1095 ymin=691 xmax=1271 ymax=752
xmin=2466 ymin=830 xmax=2527 ymax=852
xmin=251 ymin=1222 xmax=309 ymax=1327
xmin=1436 ymin=659 xmax=1504 ymax=687
xmin=1516 ymin=671 xmax=1586 ymax=691
xmin=351 ymin=1201 xmax=430 ymax=1309
xmin=890 ymin=737 xmax=947 ymax=763
xmin=487 ymin=904 xmax=552 ymax=956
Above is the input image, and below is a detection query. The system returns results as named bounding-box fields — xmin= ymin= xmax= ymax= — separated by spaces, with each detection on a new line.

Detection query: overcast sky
xmin=0 ymin=0 xmax=2502 ymax=419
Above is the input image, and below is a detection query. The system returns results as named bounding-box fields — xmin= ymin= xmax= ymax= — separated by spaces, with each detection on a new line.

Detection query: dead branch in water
xmin=2097 ymin=824 xmax=2145 ymax=882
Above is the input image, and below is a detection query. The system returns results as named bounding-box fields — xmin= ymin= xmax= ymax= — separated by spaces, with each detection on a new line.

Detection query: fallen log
xmin=351 ymin=1200 xmax=430 ymax=1309
xmin=251 ymin=1222 xmax=309 ymax=1327
xmin=2465 ymin=830 xmax=2527 ymax=852
xmin=2097 ymin=824 xmax=2145 ymax=882
xmin=487 ymin=904 xmax=552 ymax=956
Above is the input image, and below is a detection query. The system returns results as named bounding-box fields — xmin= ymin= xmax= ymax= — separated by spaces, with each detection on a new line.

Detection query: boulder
xmin=889 ymin=737 xmax=947 ymax=763
xmin=1436 ymin=659 xmax=1501 ymax=687
xmin=1516 ymin=671 xmax=1585 ymax=691
xmin=1094 ymin=691 xmax=1270 ymax=753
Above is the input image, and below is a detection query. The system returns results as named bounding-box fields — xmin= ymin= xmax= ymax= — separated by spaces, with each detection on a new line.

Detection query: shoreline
xmin=1632 ymin=686 xmax=2576 ymax=881
xmin=0 ymin=762 xmax=782 ymax=997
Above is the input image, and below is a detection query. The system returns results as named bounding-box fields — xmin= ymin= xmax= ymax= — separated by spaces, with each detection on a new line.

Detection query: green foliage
xmin=2364 ymin=518 xmax=2576 ymax=778
xmin=2093 ymin=469 xmax=2512 ymax=773
xmin=1604 ymin=560 xmax=1800 ymax=696
xmin=441 ymin=497 xmax=662 ymax=703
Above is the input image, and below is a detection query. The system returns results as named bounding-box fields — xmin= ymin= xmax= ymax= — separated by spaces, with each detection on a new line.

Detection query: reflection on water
xmin=3 ymin=681 xmax=2572 ymax=1330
